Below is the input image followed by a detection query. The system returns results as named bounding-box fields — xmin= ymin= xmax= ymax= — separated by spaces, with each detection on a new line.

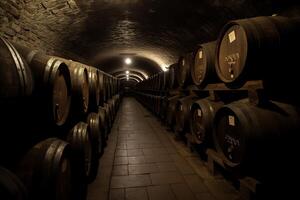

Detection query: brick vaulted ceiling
xmin=69 ymin=0 xmax=298 ymax=78
xmin=1 ymin=0 xmax=299 ymax=79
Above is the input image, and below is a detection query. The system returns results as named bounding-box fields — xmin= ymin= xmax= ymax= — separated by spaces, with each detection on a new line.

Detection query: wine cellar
xmin=1 ymin=0 xmax=300 ymax=200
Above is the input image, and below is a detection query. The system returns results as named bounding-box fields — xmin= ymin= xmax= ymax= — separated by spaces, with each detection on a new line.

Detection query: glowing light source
xmin=125 ymin=58 xmax=132 ymax=65
xmin=162 ymin=64 xmax=169 ymax=72
xmin=126 ymin=70 xmax=130 ymax=74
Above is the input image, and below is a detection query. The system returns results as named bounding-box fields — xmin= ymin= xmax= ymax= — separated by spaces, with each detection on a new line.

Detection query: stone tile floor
xmin=87 ymin=97 xmax=239 ymax=200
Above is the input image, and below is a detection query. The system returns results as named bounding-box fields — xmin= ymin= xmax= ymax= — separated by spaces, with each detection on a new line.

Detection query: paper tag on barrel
xmin=197 ymin=109 xmax=202 ymax=117
xmin=228 ymin=115 xmax=235 ymax=126
xmin=228 ymin=31 xmax=236 ymax=43
xmin=199 ymin=51 xmax=203 ymax=59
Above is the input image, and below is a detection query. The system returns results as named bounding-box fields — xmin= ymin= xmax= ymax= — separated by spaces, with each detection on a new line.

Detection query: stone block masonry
xmin=0 ymin=0 xmax=89 ymax=63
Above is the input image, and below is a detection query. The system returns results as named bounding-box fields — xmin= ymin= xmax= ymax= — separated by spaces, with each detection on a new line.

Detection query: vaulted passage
xmin=1 ymin=1 xmax=300 ymax=200
xmin=88 ymin=97 xmax=238 ymax=200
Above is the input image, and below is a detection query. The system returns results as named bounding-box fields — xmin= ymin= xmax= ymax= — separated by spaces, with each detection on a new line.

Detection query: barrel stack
xmin=0 ymin=37 xmax=122 ymax=200
xmin=134 ymin=15 xmax=300 ymax=198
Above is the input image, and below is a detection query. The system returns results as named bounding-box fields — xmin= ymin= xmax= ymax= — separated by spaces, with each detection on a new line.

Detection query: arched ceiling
xmin=113 ymin=70 xmax=147 ymax=80
xmin=120 ymin=77 xmax=140 ymax=83
xmin=116 ymin=73 xmax=144 ymax=82
xmin=70 ymin=0 xmax=299 ymax=77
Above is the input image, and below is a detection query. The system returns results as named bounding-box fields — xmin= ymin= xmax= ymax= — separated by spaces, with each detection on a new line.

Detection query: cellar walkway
xmin=87 ymin=97 xmax=239 ymax=200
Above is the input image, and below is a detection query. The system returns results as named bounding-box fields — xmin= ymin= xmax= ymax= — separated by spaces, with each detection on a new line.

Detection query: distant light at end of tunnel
xmin=162 ymin=64 xmax=169 ymax=72
xmin=125 ymin=58 xmax=132 ymax=65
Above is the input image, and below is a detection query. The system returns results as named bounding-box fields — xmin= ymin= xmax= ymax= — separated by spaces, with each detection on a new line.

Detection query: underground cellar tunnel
xmin=1 ymin=0 xmax=300 ymax=199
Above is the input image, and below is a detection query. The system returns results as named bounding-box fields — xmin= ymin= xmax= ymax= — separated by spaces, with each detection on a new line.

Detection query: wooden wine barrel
xmin=157 ymin=96 xmax=163 ymax=116
xmin=149 ymin=77 xmax=152 ymax=90
xmin=175 ymin=95 xmax=198 ymax=134
xmin=64 ymin=60 xmax=89 ymax=117
xmin=0 ymin=166 xmax=28 ymax=200
xmin=165 ymin=95 xmax=181 ymax=129
xmin=112 ymin=77 xmax=118 ymax=95
xmin=147 ymin=76 xmax=152 ymax=90
xmin=29 ymin=54 xmax=72 ymax=126
xmin=118 ymin=79 xmax=121 ymax=92
xmin=113 ymin=94 xmax=120 ymax=110
xmin=151 ymin=75 xmax=156 ymax=90
xmin=0 ymin=37 xmax=33 ymax=99
xmin=107 ymin=98 xmax=116 ymax=122
xmin=154 ymin=96 xmax=159 ymax=115
xmin=103 ymin=75 xmax=110 ymax=101
xmin=152 ymin=75 xmax=156 ymax=90
xmin=115 ymin=78 xmax=118 ymax=92
xmin=116 ymin=78 xmax=120 ymax=94
xmin=154 ymin=74 xmax=160 ymax=90
xmin=86 ymin=113 xmax=103 ymax=182
xmin=108 ymin=75 xmax=114 ymax=99
xmin=149 ymin=95 xmax=154 ymax=111
xmin=98 ymin=71 xmax=105 ymax=106
xmin=67 ymin=122 xmax=91 ymax=200
xmin=114 ymin=95 xmax=120 ymax=114
xmin=153 ymin=96 xmax=158 ymax=115
xmin=213 ymin=100 xmax=300 ymax=180
xmin=158 ymin=71 xmax=167 ymax=90
xmin=166 ymin=64 xmax=179 ymax=89
xmin=160 ymin=96 xmax=168 ymax=120
xmin=192 ymin=41 xmax=218 ymax=88
xmin=176 ymin=53 xmax=194 ymax=87
xmin=107 ymin=76 xmax=112 ymax=95
xmin=87 ymin=67 xmax=100 ymax=112
xmin=190 ymin=99 xmax=223 ymax=147
xmin=110 ymin=77 xmax=114 ymax=96
xmin=17 ymin=138 xmax=71 ymax=200
xmin=215 ymin=16 xmax=300 ymax=88
xmin=148 ymin=95 xmax=153 ymax=112
xmin=146 ymin=76 xmax=151 ymax=90
xmin=98 ymin=106 xmax=109 ymax=141
xmin=6 ymin=42 xmax=72 ymax=127
xmin=103 ymin=103 xmax=113 ymax=129
xmin=163 ymin=70 xmax=170 ymax=90
xmin=111 ymin=77 xmax=116 ymax=96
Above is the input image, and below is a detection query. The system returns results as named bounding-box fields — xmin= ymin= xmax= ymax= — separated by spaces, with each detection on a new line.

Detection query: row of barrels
xmin=136 ymin=15 xmax=300 ymax=102
xmin=135 ymin=92 xmax=300 ymax=196
xmin=0 ymin=37 xmax=120 ymax=129
xmin=0 ymin=37 xmax=122 ymax=200
xmin=0 ymin=95 xmax=120 ymax=200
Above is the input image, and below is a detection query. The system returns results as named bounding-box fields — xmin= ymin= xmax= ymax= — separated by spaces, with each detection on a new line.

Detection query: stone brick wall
xmin=0 ymin=0 xmax=89 ymax=62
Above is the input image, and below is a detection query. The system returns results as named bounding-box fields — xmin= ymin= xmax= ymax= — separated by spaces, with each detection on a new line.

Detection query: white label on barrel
xmin=228 ymin=115 xmax=235 ymax=126
xmin=199 ymin=51 xmax=203 ymax=59
xmin=228 ymin=30 xmax=236 ymax=43
xmin=197 ymin=109 xmax=202 ymax=117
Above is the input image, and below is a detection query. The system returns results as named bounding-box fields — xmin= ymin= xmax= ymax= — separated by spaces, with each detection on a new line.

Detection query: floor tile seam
xmin=134 ymin=100 xmax=173 ymax=148
xmin=124 ymin=186 xmax=151 ymax=200
xmin=133 ymin=98 xmax=214 ymax=197
xmin=107 ymin=103 xmax=124 ymax=200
